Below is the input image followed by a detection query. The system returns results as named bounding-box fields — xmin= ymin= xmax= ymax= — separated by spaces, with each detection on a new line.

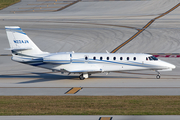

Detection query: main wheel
xmin=156 ymin=75 xmax=160 ymax=79
xmin=79 ymin=74 xmax=85 ymax=80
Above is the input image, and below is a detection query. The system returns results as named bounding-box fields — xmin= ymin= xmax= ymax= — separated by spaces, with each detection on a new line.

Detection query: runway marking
xmin=154 ymin=3 xmax=180 ymax=20
xmin=99 ymin=117 xmax=113 ymax=120
xmin=110 ymin=3 xmax=180 ymax=53
xmin=56 ymin=0 xmax=81 ymax=11
xmin=65 ymin=87 xmax=83 ymax=94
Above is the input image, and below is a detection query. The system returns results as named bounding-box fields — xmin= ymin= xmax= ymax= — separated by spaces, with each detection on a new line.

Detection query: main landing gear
xmin=79 ymin=73 xmax=90 ymax=80
xmin=155 ymin=70 xmax=160 ymax=79
xmin=79 ymin=74 xmax=85 ymax=80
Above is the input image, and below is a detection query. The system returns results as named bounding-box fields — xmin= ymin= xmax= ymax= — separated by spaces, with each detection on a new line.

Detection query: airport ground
xmin=0 ymin=0 xmax=180 ymax=119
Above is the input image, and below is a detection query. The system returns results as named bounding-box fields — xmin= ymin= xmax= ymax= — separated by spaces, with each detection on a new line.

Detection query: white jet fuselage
xmin=12 ymin=53 xmax=176 ymax=74
xmin=6 ymin=26 xmax=176 ymax=80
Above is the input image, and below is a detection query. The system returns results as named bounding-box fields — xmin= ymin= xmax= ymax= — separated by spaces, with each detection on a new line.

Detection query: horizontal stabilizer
xmin=5 ymin=48 xmax=32 ymax=51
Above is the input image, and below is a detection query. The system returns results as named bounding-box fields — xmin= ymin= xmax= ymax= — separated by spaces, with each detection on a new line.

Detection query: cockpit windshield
xmin=147 ymin=56 xmax=158 ymax=61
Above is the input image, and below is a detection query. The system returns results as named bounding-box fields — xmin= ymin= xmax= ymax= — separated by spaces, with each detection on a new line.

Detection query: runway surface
xmin=0 ymin=0 xmax=180 ymax=95
xmin=1 ymin=87 xmax=180 ymax=96
xmin=0 ymin=0 xmax=180 ymax=119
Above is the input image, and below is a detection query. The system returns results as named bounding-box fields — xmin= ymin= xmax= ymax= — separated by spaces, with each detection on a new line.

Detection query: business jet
xmin=5 ymin=26 xmax=176 ymax=80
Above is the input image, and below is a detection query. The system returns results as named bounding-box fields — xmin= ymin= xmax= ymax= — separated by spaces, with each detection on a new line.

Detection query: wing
xmin=60 ymin=64 xmax=101 ymax=73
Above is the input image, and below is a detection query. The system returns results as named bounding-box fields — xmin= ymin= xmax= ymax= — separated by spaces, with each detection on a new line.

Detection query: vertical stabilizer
xmin=5 ymin=26 xmax=42 ymax=56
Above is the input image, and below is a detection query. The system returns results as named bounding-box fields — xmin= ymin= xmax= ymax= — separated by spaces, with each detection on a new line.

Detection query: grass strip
xmin=0 ymin=0 xmax=21 ymax=10
xmin=0 ymin=96 xmax=180 ymax=115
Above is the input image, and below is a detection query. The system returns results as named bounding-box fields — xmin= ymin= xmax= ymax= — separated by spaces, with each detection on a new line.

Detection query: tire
xmin=79 ymin=74 xmax=85 ymax=80
xmin=156 ymin=75 xmax=160 ymax=79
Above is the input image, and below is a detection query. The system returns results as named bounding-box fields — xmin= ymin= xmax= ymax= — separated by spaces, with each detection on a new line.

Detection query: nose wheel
xmin=156 ymin=75 xmax=160 ymax=79
xmin=155 ymin=70 xmax=160 ymax=79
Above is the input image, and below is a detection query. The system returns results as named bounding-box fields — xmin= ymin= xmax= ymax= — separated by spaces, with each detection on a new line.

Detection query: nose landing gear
xmin=156 ymin=74 xmax=160 ymax=79
xmin=155 ymin=70 xmax=160 ymax=79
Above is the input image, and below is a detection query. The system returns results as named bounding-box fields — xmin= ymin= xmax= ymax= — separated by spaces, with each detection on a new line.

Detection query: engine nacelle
xmin=43 ymin=54 xmax=70 ymax=64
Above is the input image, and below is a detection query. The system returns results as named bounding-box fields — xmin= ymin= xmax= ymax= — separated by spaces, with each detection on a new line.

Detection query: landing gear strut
xmin=155 ymin=70 xmax=160 ymax=79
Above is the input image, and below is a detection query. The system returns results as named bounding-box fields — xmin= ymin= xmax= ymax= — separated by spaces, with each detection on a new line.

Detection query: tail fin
xmin=5 ymin=26 xmax=42 ymax=56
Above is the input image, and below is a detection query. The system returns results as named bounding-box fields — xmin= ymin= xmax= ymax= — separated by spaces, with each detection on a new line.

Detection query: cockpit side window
xmin=148 ymin=57 xmax=153 ymax=60
xmin=151 ymin=56 xmax=158 ymax=60
xmin=148 ymin=56 xmax=158 ymax=61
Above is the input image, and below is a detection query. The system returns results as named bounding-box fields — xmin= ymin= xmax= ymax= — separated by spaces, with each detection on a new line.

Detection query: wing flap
xmin=60 ymin=64 xmax=101 ymax=73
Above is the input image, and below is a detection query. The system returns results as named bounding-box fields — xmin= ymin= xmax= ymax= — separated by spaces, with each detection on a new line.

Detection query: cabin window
xmin=107 ymin=57 xmax=109 ymax=60
xmin=93 ymin=56 xmax=96 ymax=60
xmin=133 ymin=57 xmax=136 ymax=61
xmin=85 ymin=56 xmax=88 ymax=60
xmin=127 ymin=57 xmax=129 ymax=61
xmin=100 ymin=57 xmax=103 ymax=60
xmin=146 ymin=57 xmax=148 ymax=60
xmin=120 ymin=57 xmax=123 ymax=60
xmin=113 ymin=57 xmax=116 ymax=60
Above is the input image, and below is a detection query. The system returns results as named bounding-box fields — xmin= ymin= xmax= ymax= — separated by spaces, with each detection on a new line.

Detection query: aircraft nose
xmin=171 ymin=64 xmax=176 ymax=69
xmin=168 ymin=63 xmax=176 ymax=69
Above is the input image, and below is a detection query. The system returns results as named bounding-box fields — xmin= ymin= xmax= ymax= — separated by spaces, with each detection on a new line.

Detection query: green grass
xmin=0 ymin=0 xmax=21 ymax=10
xmin=0 ymin=96 xmax=180 ymax=115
